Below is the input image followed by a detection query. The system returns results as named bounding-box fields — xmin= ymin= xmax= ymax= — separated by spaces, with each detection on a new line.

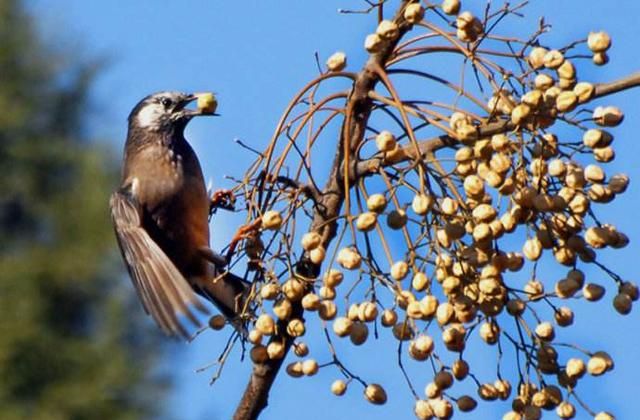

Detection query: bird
xmin=110 ymin=91 xmax=247 ymax=340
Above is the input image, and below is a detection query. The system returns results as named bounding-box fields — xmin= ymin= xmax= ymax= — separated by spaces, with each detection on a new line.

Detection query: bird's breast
xmin=124 ymin=141 xmax=210 ymax=276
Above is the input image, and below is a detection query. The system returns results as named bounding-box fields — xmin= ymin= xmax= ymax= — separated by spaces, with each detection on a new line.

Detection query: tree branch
xmin=232 ymin=2 xmax=413 ymax=419
xmin=231 ymin=2 xmax=640 ymax=414
xmin=354 ymin=71 xmax=640 ymax=177
xmin=594 ymin=71 xmax=640 ymax=97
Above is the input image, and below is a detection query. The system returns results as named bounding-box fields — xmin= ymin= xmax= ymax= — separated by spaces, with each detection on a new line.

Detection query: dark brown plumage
xmin=110 ymin=91 xmax=246 ymax=340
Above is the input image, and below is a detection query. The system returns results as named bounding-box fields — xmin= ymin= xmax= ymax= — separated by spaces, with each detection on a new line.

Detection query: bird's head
xmin=128 ymin=91 xmax=217 ymax=134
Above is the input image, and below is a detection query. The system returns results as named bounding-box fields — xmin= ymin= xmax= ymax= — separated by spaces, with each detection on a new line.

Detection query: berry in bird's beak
xmin=194 ymin=92 xmax=218 ymax=114
xmin=173 ymin=93 xmax=219 ymax=120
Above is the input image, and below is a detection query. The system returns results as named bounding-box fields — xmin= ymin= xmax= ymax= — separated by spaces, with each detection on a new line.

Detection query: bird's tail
xmin=195 ymin=268 xmax=251 ymax=336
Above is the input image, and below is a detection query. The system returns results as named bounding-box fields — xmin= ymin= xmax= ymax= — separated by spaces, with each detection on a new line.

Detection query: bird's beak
xmin=177 ymin=93 xmax=219 ymax=118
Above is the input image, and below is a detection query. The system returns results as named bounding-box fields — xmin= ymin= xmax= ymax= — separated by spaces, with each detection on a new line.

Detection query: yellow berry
xmin=326 ymin=51 xmax=347 ymax=72
xmin=364 ymin=383 xmax=387 ymax=405
xmin=331 ymin=379 xmax=347 ymax=396
xmin=196 ymin=92 xmax=217 ymax=114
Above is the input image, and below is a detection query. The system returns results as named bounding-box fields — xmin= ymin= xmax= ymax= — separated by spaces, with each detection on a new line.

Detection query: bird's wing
xmin=110 ymin=190 xmax=209 ymax=339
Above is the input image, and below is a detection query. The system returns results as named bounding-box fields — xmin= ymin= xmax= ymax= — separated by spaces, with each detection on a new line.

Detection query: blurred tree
xmin=0 ymin=0 xmax=166 ymax=419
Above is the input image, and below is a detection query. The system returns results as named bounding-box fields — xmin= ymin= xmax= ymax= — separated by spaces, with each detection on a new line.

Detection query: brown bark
xmin=594 ymin=71 xmax=640 ymax=97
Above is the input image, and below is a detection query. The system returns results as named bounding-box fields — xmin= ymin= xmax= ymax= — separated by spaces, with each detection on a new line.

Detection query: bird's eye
xmin=160 ymin=97 xmax=173 ymax=108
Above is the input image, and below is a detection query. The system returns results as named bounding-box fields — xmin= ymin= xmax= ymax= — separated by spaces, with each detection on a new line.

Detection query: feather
xmin=110 ymin=191 xmax=209 ymax=339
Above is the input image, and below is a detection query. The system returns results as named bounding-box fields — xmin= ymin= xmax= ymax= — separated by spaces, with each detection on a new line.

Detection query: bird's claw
xmin=209 ymin=189 xmax=236 ymax=214
xmin=225 ymin=219 xmax=263 ymax=262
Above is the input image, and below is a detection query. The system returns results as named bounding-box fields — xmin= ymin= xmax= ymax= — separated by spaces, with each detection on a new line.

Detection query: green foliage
xmin=0 ymin=1 xmax=166 ymax=418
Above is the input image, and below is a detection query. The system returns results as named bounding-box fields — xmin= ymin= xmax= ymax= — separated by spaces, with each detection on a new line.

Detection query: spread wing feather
xmin=110 ymin=190 xmax=209 ymax=339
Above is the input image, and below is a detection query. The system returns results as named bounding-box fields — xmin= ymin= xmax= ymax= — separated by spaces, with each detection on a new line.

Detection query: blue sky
xmin=29 ymin=1 xmax=639 ymax=419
